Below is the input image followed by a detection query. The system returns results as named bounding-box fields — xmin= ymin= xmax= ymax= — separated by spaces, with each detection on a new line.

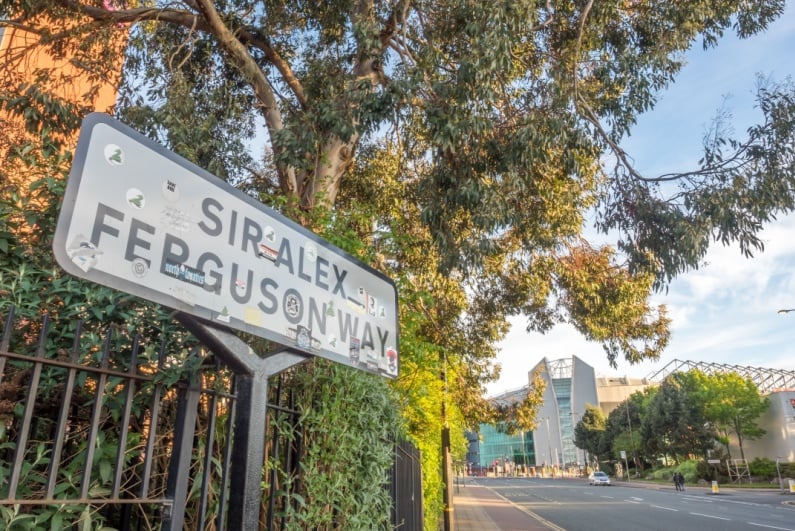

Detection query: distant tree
xmin=574 ymin=404 xmax=606 ymax=466
xmin=598 ymin=391 xmax=651 ymax=470
xmin=642 ymin=373 xmax=717 ymax=463
xmin=692 ymin=371 xmax=770 ymax=461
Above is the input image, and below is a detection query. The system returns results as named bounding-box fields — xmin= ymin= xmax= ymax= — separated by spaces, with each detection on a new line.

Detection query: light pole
xmin=776 ymin=456 xmax=783 ymax=489
xmin=544 ymin=416 xmax=553 ymax=478
xmin=778 ymin=309 xmax=795 ymax=314
xmin=624 ymin=399 xmax=636 ymax=481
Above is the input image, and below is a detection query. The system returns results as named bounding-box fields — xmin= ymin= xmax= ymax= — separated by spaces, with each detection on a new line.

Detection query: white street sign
xmin=54 ymin=113 xmax=399 ymax=378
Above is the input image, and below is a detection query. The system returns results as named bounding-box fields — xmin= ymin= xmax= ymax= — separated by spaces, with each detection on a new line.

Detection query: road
xmin=461 ymin=477 xmax=795 ymax=531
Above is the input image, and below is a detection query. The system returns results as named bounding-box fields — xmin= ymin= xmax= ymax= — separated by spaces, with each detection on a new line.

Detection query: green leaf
xmin=99 ymin=460 xmax=112 ymax=484
xmin=50 ymin=513 xmax=63 ymax=531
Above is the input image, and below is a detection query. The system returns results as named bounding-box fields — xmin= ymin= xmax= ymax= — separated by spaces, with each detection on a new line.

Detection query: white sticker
xmin=104 ymin=144 xmax=124 ymax=166
xmin=126 ymin=188 xmax=145 ymax=209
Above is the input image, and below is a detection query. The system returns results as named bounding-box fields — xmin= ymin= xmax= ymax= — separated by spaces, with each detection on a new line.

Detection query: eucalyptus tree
xmin=3 ymin=0 xmax=793 ymax=370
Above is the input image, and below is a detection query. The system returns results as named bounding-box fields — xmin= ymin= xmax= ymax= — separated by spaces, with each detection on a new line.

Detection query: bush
xmin=749 ymin=458 xmax=777 ymax=480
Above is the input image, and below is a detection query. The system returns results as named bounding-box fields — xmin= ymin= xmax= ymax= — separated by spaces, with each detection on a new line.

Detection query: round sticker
xmin=104 ymin=144 xmax=124 ymax=166
xmin=162 ymin=180 xmax=180 ymax=202
xmin=263 ymin=226 xmax=276 ymax=242
xmin=131 ymin=258 xmax=148 ymax=277
xmin=126 ymin=188 xmax=145 ymax=209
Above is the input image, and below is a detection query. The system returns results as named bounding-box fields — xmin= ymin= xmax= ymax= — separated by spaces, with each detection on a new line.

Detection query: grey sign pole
xmin=174 ymin=313 xmax=307 ymax=530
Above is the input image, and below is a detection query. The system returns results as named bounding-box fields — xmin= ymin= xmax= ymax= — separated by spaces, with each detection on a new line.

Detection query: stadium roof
xmin=646 ymin=359 xmax=795 ymax=394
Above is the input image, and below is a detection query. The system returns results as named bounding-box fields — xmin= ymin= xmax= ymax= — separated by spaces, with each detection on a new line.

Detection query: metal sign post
xmin=172 ymin=313 xmax=307 ymax=530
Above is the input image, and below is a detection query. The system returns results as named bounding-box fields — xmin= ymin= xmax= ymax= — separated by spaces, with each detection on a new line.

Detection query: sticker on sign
xmin=54 ymin=113 xmax=399 ymax=378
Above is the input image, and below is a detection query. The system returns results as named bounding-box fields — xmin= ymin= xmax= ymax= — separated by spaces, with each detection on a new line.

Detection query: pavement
xmin=452 ymin=480 xmax=561 ymax=531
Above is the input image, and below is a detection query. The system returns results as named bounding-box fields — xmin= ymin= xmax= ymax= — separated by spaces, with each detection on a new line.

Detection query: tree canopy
xmin=689 ymin=370 xmax=770 ymax=460
xmin=4 ymin=0 xmax=793 ymax=375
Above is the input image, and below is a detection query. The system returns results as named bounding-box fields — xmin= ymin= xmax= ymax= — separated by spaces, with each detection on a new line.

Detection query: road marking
xmin=747 ymin=523 xmax=795 ymax=531
xmin=600 ymin=496 xmax=615 ymax=499
xmin=690 ymin=512 xmax=731 ymax=521
xmin=629 ymin=497 xmax=644 ymax=501
xmin=490 ymin=490 xmax=566 ymax=531
xmin=650 ymin=505 xmax=678 ymax=511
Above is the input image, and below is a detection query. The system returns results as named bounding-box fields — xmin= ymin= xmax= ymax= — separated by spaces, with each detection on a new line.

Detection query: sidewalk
xmin=452 ymin=481 xmax=559 ymax=531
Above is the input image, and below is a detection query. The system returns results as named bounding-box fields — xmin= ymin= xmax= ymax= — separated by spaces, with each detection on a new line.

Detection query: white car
xmin=589 ymin=471 xmax=611 ymax=486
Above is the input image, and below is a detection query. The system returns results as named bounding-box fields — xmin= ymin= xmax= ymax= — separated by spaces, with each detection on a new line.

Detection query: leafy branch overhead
xmin=1 ymin=0 xmax=792 ymax=372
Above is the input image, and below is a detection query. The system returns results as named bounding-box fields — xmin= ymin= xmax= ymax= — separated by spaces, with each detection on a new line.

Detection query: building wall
xmin=726 ymin=390 xmax=795 ymax=462
xmin=0 ymin=18 xmax=125 ymax=170
xmin=0 ymin=22 xmax=121 ymax=111
xmin=532 ymin=359 xmax=562 ymax=467
xmin=529 ymin=356 xmax=599 ymax=468
xmin=595 ymin=376 xmax=651 ymax=415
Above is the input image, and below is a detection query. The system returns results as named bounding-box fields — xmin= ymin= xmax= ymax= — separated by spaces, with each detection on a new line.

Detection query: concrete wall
xmin=727 ymin=390 xmax=795 ymax=463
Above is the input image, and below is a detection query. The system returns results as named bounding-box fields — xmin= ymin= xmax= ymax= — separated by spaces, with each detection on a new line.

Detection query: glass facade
xmin=552 ymin=377 xmax=578 ymax=465
xmin=469 ymin=357 xmax=599 ymax=474
xmin=474 ymin=424 xmax=535 ymax=467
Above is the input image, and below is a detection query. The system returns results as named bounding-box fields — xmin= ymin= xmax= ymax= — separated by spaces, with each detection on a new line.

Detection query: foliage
xmin=641 ymin=373 xmax=717 ymax=462
xmin=280 ymin=360 xmax=402 ymax=531
xmin=573 ymin=404 xmax=605 ymax=463
xmin=493 ymin=368 xmax=546 ymax=435
xmin=656 ymin=461 xmax=699 ymax=484
xmin=596 ymin=390 xmax=653 ymax=469
xmin=689 ymin=370 xmax=770 ymax=461
xmin=4 ymin=0 xmax=789 ymax=382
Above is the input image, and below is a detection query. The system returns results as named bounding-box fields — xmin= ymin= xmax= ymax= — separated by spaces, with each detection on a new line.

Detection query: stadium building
xmin=466 ymin=357 xmax=795 ymax=474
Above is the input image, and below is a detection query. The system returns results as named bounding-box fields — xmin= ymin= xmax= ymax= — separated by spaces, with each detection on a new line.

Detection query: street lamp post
xmin=776 ymin=457 xmax=783 ymax=489
xmin=545 ymin=416 xmax=553 ymax=478
xmin=778 ymin=309 xmax=795 ymax=314
xmin=571 ymin=412 xmax=583 ymax=475
xmin=624 ymin=400 xmax=636 ymax=481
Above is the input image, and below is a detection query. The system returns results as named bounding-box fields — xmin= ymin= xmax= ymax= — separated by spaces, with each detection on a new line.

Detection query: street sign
xmin=707 ymin=459 xmax=721 ymax=464
xmin=54 ymin=113 xmax=399 ymax=378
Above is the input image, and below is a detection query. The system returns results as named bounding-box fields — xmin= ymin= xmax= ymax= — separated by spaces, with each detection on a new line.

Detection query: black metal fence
xmin=0 ymin=306 xmax=238 ymax=529
xmin=390 ymin=439 xmax=424 ymax=530
xmin=0 ymin=307 xmax=422 ymax=529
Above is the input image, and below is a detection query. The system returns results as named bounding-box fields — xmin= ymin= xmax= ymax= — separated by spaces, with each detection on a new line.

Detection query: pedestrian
xmin=673 ymin=472 xmax=680 ymax=491
xmin=677 ymin=472 xmax=685 ymax=492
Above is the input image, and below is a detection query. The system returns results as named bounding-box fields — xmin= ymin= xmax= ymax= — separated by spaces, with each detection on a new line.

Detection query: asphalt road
xmin=468 ymin=477 xmax=795 ymax=531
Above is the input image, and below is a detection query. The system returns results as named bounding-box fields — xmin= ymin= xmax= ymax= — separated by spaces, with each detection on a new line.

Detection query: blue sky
xmin=488 ymin=4 xmax=795 ymax=395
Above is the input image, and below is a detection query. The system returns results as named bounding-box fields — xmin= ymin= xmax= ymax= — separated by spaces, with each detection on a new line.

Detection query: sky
xmin=487 ymin=3 xmax=795 ymax=396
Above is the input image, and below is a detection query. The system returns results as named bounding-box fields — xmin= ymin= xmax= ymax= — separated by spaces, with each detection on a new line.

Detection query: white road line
xmin=683 ymin=495 xmax=711 ymax=502
xmin=650 ymin=505 xmax=678 ymax=511
xmin=600 ymin=496 xmax=614 ymax=499
xmin=747 ymin=523 xmax=795 ymax=531
xmin=690 ymin=512 xmax=731 ymax=521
